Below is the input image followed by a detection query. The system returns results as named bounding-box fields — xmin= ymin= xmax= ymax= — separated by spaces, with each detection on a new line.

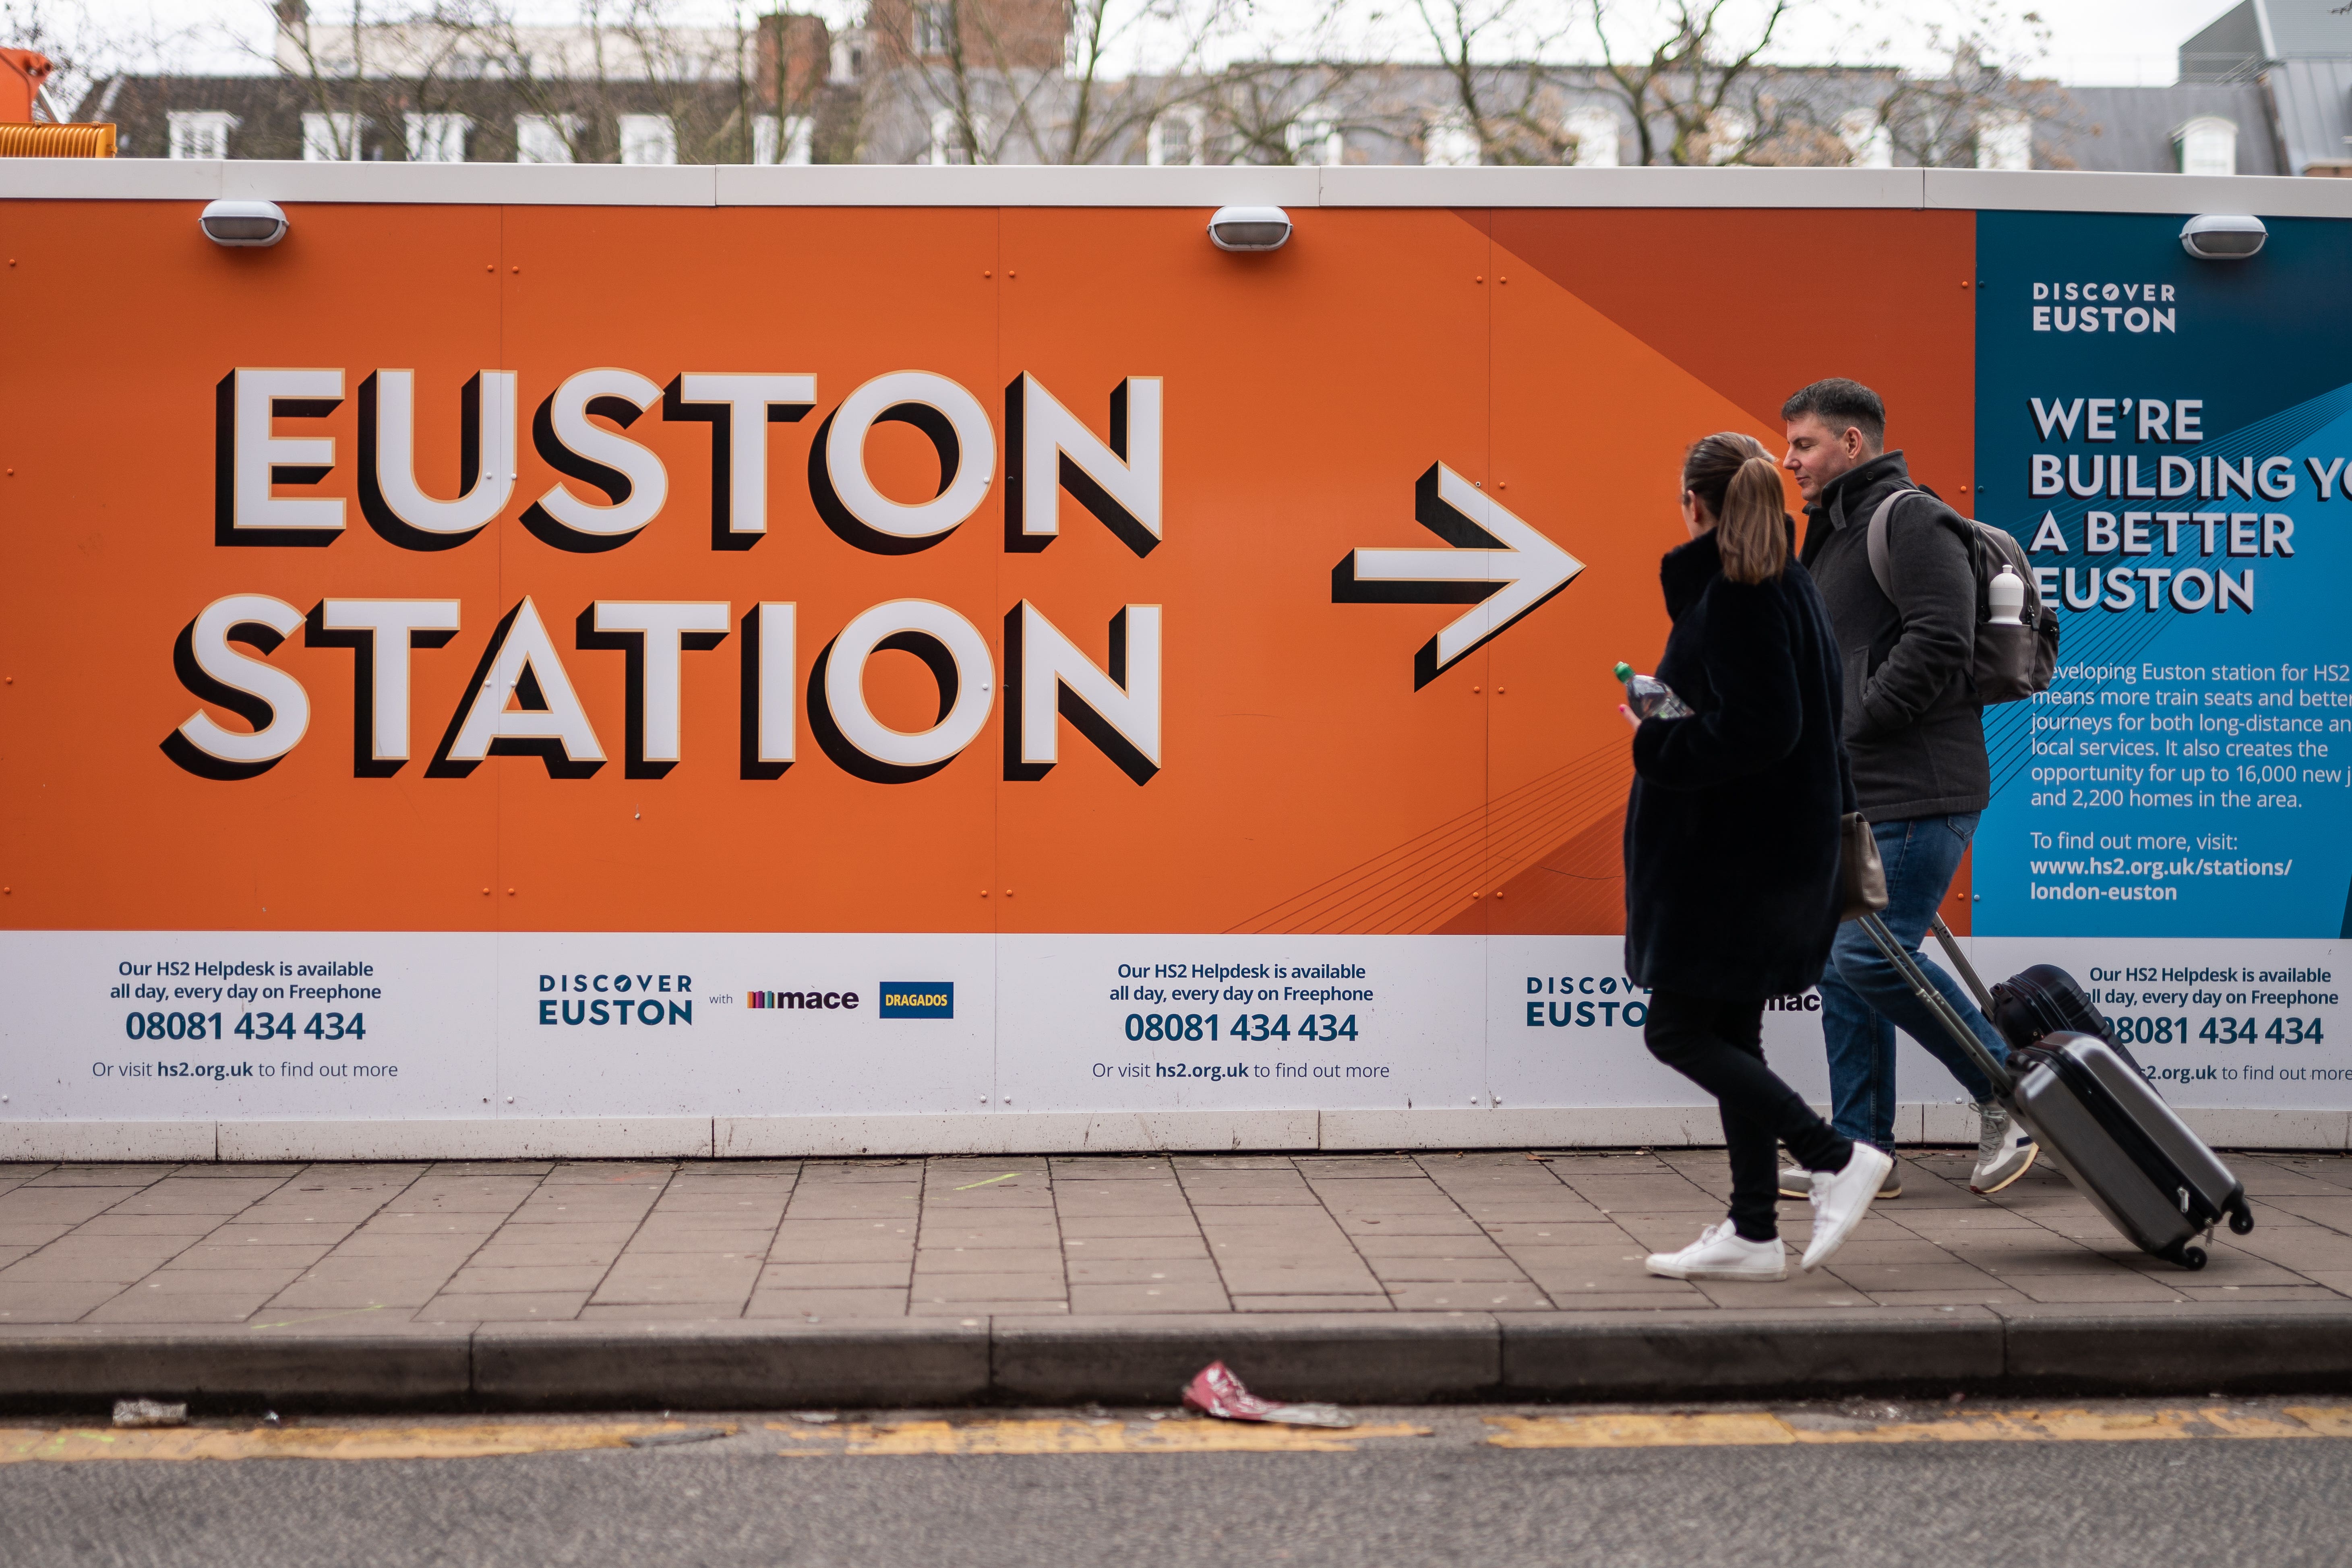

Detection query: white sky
xmin=25 ymin=0 xmax=2245 ymax=86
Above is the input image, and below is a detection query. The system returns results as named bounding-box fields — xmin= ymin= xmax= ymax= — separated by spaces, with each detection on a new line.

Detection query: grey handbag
xmin=1839 ymin=811 xmax=1887 ymax=922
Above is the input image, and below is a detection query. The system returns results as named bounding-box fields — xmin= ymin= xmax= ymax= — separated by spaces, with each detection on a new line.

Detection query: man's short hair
xmin=1782 ymin=379 xmax=1886 ymax=450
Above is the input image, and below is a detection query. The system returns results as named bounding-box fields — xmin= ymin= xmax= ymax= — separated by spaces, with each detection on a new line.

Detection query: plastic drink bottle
xmin=1986 ymin=565 xmax=2026 ymax=626
xmin=1614 ymin=661 xmax=1692 ymax=719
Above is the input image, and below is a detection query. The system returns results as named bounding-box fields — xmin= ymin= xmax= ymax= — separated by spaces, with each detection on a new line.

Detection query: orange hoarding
xmin=0 ymin=200 xmax=1973 ymax=940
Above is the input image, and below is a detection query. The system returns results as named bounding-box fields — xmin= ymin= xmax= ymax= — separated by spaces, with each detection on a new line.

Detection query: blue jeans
xmin=1820 ymin=812 xmax=2008 ymax=1151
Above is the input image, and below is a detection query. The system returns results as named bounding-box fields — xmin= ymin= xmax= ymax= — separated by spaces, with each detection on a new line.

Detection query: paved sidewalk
xmin=3 ymin=1147 xmax=2349 ymax=1328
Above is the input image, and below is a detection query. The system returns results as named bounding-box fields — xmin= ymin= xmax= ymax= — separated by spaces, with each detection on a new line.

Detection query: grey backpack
xmin=1865 ymin=488 xmax=2058 ymax=706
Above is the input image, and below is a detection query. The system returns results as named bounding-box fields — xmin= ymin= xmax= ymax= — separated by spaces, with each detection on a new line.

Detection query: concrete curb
xmin=1996 ymin=1301 xmax=2352 ymax=1394
xmin=0 ymin=1324 xmax=472 ymax=1411
xmin=472 ymin=1321 xmax=991 ymax=1410
xmin=1498 ymin=1307 xmax=2007 ymax=1399
xmin=2 ymin=1304 xmax=2350 ymax=1413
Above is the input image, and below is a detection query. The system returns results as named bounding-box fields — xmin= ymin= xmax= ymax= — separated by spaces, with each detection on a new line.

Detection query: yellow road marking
xmin=771 ymin=1418 xmax=1430 ymax=1455
xmin=1484 ymin=1407 xmax=2352 ymax=1449
xmin=2286 ymin=1406 xmax=2352 ymax=1437
xmin=1489 ymin=1413 xmax=1797 ymax=1448
xmin=951 ymin=1173 xmax=1020 ymax=1191
xmin=0 ymin=1421 xmax=734 ymax=1464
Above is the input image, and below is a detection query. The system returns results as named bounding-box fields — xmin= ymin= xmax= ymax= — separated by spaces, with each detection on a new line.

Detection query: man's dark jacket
xmin=1623 ymin=527 xmax=1846 ymax=1002
xmin=1799 ymin=450 xmax=1989 ymax=822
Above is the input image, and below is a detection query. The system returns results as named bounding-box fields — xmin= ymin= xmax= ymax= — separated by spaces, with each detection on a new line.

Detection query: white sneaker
xmin=1800 ymin=1144 xmax=1895 ymax=1272
xmin=1969 ymin=1101 xmax=2038 ymax=1194
xmin=1645 ymin=1220 xmax=1787 ymax=1281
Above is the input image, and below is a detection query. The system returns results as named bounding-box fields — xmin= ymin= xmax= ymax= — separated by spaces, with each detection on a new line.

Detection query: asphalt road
xmin=3 ymin=1403 xmax=2344 ymax=1568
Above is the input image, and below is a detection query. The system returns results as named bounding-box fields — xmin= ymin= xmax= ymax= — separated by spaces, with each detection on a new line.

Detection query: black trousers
xmin=1645 ymin=988 xmax=1853 ymax=1242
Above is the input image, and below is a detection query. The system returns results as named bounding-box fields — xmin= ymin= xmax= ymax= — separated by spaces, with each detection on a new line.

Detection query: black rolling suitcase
xmin=1854 ymin=912 xmax=2252 ymax=1270
xmin=1976 ymin=954 xmax=2142 ymax=1072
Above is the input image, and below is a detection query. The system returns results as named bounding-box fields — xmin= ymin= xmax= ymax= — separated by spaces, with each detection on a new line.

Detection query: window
xmin=301 ymin=112 xmax=365 ymax=161
xmin=166 ymin=111 xmax=236 ymax=160
xmin=514 ymin=114 xmax=580 ymax=165
xmin=829 ymin=29 xmax=867 ymax=83
xmin=1837 ymin=107 xmax=1891 ymax=169
xmin=754 ymin=114 xmax=814 ymax=165
xmin=1286 ymin=105 xmax=1342 ymax=167
xmin=1148 ymin=106 xmax=1204 ymax=166
xmin=914 ymin=2 xmax=954 ymax=54
xmin=927 ymin=107 xmax=989 ymax=165
xmin=619 ymin=114 xmax=678 ymax=166
xmin=2177 ymin=115 xmax=2237 ymax=176
xmin=1976 ymin=108 xmax=2031 ymax=171
xmin=1423 ymin=108 xmax=1479 ymax=167
xmin=1562 ymin=105 xmax=1618 ymax=168
xmin=404 ymin=113 xmax=470 ymax=163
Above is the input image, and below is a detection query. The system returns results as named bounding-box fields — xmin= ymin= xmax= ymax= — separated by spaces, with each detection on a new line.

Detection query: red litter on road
xmin=1180 ymin=1362 xmax=1357 ymax=1429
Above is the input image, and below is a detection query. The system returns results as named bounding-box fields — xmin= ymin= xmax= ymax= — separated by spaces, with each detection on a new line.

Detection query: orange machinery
xmin=0 ymin=48 xmax=116 ymax=156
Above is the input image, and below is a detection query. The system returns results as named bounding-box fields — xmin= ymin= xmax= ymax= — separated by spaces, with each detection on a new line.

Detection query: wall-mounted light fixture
xmin=1207 ymin=205 xmax=1291 ymax=253
xmin=200 ymin=199 xmax=288 ymax=248
xmin=2179 ymin=213 xmax=2265 ymax=261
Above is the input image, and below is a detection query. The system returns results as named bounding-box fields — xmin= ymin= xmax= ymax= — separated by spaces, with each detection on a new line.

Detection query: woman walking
xmin=1624 ymin=432 xmax=1892 ymax=1280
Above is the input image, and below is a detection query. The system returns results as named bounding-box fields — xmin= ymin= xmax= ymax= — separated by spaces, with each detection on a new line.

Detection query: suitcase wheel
xmin=2228 ymin=1203 xmax=2255 ymax=1236
xmin=2179 ymin=1245 xmax=2207 ymax=1271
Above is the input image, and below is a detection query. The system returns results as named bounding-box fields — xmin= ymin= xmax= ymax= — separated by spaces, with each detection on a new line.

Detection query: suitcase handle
xmin=1927 ymin=915 xmax=1999 ymax=1018
xmin=1854 ymin=912 xmax=2017 ymax=1098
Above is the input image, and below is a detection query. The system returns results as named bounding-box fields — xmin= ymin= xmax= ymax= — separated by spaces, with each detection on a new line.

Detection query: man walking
xmin=1777 ymin=378 xmax=2038 ymax=1198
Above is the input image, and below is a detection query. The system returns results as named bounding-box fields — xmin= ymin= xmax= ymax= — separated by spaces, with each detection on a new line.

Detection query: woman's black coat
xmin=1623 ymin=526 xmax=1850 ymax=1001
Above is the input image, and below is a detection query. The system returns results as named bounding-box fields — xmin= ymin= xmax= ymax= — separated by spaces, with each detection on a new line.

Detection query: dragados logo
xmin=879 ymin=983 xmax=954 ymax=1018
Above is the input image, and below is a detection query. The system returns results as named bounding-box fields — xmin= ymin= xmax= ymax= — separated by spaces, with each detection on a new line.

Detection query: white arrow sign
xmin=1333 ymin=462 xmax=1585 ymax=689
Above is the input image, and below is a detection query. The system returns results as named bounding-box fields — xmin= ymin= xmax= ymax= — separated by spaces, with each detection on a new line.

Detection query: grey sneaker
xmin=1779 ymin=1161 xmax=1900 ymax=1200
xmin=1970 ymin=1101 xmax=2038 ymax=1194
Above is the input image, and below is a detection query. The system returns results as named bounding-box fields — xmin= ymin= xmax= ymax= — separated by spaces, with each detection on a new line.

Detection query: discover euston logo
xmin=2027 ymin=279 xmax=2178 ymax=335
xmin=537 ymin=971 xmax=694 ymax=1026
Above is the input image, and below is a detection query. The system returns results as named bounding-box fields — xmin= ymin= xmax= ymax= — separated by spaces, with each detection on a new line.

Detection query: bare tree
xmin=876 ymin=0 xmax=1256 ymax=165
xmin=1411 ymin=0 xmax=1581 ymax=163
xmin=270 ymin=0 xmax=475 ymax=159
xmin=421 ymin=0 xmax=632 ymax=163
xmin=1215 ymin=60 xmax=1377 ymax=165
xmin=1589 ymin=0 xmax=1790 ymax=165
xmin=1405 ymin=0 xmax=2068 ymax=170
xmin=1870 ymin=10 xmax=2075 ymax=168
xmin=8 ymin=0 xmax=208 ymax=122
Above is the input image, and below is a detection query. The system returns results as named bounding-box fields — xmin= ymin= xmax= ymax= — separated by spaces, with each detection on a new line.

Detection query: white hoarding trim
xmin=1922 ymin=167 xmax=2352 ymax=218
xmin=223 ymin=159 xmax=720 ymax=207
xmin=6 ymin=161 xmax=2352 ymax=218
xmin=717 ymin=1109 xmax=1321 ymax=1157
xmin=718 ymin=163 xmax=1322 ymax=207
xmin=1316 ymin=164 xmax=1929 ymax=209
xmin=0 ymin=1121 xmax=219 ymax=1161
xmin=211 ymin=1117 xmax=718 ymax=1160
xmin=15 ymin=1107 xmax=2342 ymax=1160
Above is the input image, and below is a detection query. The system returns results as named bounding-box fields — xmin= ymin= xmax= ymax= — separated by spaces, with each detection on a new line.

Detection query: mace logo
xmin=747 ymin=989 xmax=859 ymax=1011
xmin=879 ymin=982 xmax=954 ymax=1019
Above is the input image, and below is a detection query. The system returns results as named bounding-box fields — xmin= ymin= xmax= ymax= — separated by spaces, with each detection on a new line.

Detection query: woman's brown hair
xmin=1682 ymin=432 xmax=1789 ymax=585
